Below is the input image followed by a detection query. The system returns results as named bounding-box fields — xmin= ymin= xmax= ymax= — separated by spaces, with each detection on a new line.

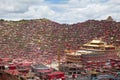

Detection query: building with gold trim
xmin=82 ymin=39 xmax=118 ymax=62
xmin=60 ymin=39 xmax=119 ymax=74
xmin=66 ymin=39 xmax=118 ymax=64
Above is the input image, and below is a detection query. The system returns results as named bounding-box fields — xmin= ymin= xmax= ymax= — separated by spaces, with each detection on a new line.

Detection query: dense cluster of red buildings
xmin=0 ymin=57 xmax=65 ymax=80
xmin=0 ymin=17 xmax=120 ymax=80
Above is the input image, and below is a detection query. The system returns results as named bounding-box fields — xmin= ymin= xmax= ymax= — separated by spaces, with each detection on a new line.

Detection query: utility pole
xmin=57 ymin=38 xmax=62 ymax=71
xmin=58 ymin=45 xmax=60 ymax=71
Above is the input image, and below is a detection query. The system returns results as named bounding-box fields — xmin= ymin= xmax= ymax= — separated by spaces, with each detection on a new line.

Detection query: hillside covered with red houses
xmin=0 ymin=17 xmax=120 ymax=60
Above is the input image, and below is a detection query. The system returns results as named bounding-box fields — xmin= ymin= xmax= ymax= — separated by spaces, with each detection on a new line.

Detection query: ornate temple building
xmin=60 ymin=39 xmax=119 ymax=74
xmin=66 ymin=39 xmax=118 ymax=63
xmin=81 ymin=39 xmax=118 ymax=62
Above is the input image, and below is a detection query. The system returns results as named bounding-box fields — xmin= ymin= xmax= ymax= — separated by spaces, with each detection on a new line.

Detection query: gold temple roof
xmin=83 ymin=44 xmax=104 ymax=47
xmin=105 ymin=45 xmax=115 ymax=48
xmin=65 ymin=39 xmax=116 ymax=56
xmin=83 ymin=39 xmax=115 ymax=48
xmin=90 ymin=39 xmax=104 ymax=44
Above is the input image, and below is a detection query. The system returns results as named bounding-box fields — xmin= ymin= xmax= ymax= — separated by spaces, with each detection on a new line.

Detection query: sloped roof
xmin=84 ymin=44 xmax=103 ymax=47
xmin=32 ymin=64 xmax=49 ymax=70
xmin=105 ymin=45 xmax=115 ymax=48
xmin=90 ymin=39 xmax=104 ymax=44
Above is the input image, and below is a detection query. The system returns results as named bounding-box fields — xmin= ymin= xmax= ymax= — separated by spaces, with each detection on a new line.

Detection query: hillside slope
xmin=0 ymin=19 xmax=120 ymax=55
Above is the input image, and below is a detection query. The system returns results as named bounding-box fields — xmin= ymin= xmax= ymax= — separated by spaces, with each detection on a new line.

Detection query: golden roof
xmin=83 ymin=44 xmax=104 ymax=47
xmin=66 ymin=50 xmax=92 ymax=55
xmin=82 ymin=39 xmax=116 ymax=51
xmin=83 ymin=39 xmax=109 ymax=47
xmin=105 ymin=45 xmax=115 ymax=48
xmin=66 ymin=52 xmax=81 ymax=56
xmin=90 ymin=39 xmax=104 ymax=44
xmin=65 ymin=39 xmax=116 ymax=55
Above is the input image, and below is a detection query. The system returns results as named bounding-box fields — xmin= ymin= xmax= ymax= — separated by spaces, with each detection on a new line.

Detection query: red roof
xmin=47 ymin=71 xmax=64 ymax=79
xmin=47 ymin=71 xmax=64 ymax=76
xmin=5 ymin=70 xmax=20 ymax=75
xmin=1 ymin=58 xmax=12 ymax=62
xmin=8 ymin=64 xmax=17 ymax=67
xmin=18 ymin=63 xmax=31 ymax=67
xmin=38 ymin=69 xmax=52 ymax=73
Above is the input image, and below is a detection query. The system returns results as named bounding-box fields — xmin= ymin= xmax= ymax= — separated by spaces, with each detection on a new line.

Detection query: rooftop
xmin=32 ymin=64 xmax=49 ymax=70
xmin=90 ymin=39 xmax=104 ymax=44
